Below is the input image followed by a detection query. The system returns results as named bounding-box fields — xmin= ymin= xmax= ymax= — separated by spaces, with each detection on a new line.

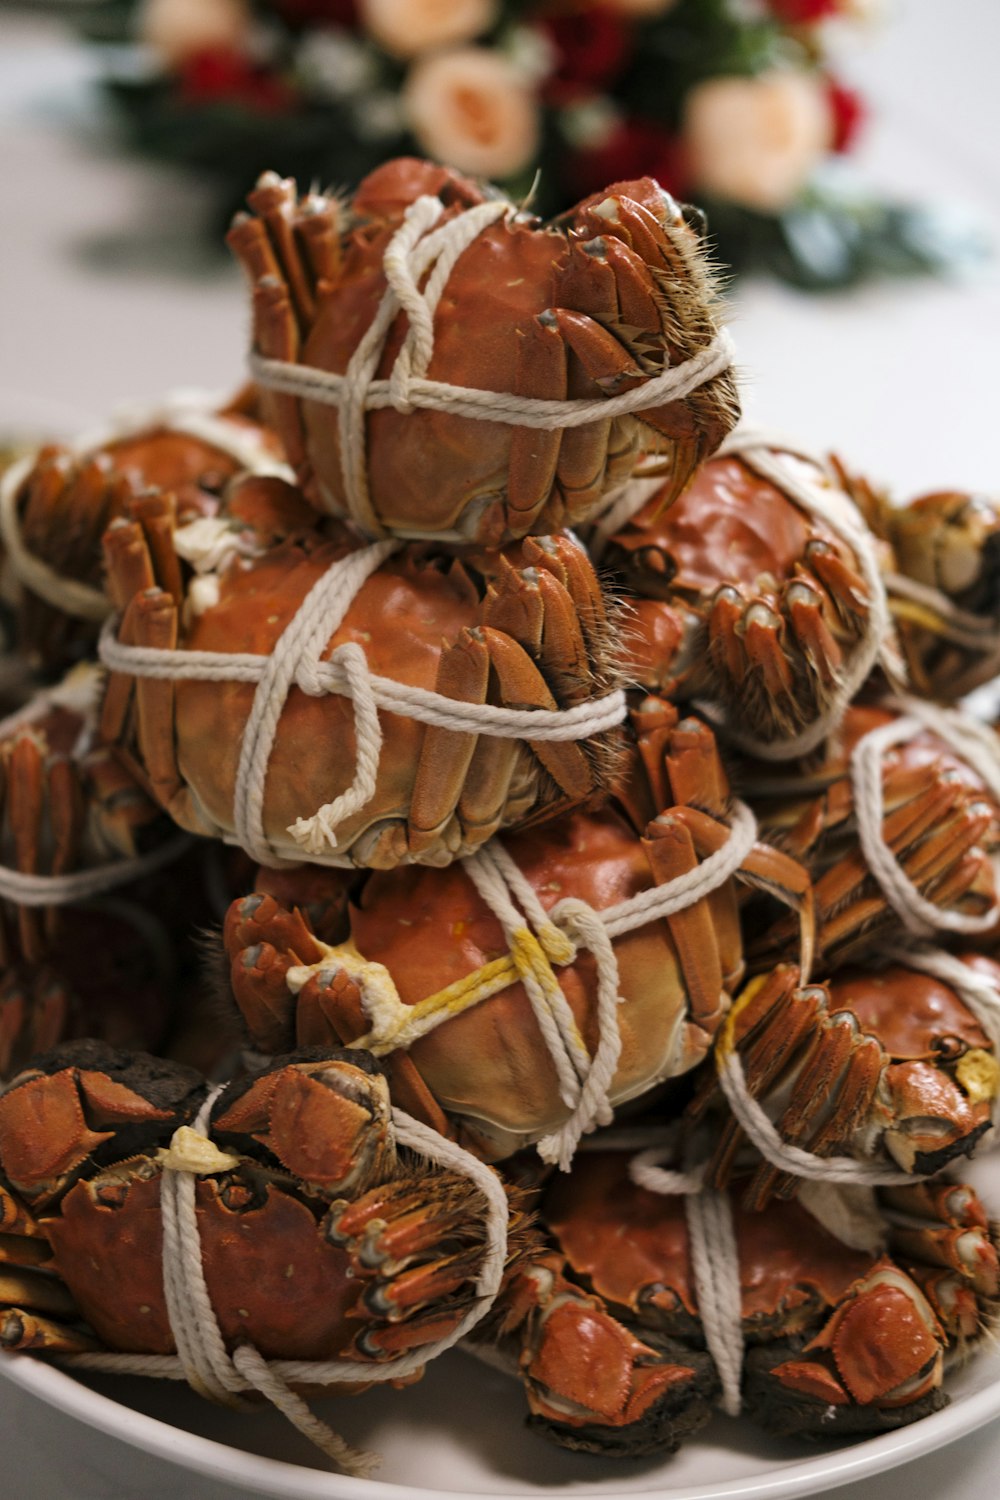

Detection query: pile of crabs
xmin=0 ymin=156 xmax=999 ymax=1473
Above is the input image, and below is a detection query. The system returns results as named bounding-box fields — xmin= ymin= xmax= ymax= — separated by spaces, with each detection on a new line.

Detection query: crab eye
xmin=932 ymin=1035 xmax=967 ymax=1062
xmin=637 ymin=545 xmax=677 ymax=583
xmin=680 ymin=202 xmax=708 ymax=241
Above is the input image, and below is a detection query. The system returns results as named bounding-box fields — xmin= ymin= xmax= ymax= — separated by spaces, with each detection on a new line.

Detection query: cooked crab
xmin=227 ymin=158 xmax=739 ymax=543
xmin=691 ymin=956 xmax=1000 ymax=1208
xmin=600 ymin=441 xmax=880 ymax=746
xmin=221 ymin=696 xmax=810 ymax=1163
xmin=541 ymin=1153 xmax=999 ymax=1439
xmin=0 ymin=391 xmax=284 ymax=674
xmin=99 ymin=471 xmax=624 ymax=868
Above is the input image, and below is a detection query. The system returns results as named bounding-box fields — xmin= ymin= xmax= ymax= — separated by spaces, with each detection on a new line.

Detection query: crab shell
xmin=604 ymin=448 xmax=875 ymax=743
xmin=227 ymin=159 xmax=739 ymax=544
xmin=746 ymin=703 xmax=1000 ymax=967
xmin=229 ymin=796 xmax=745 ymax=1162
xmin=102 ymin=484 xmax=622 ymax=869
xmin=6 ymin=398 xmax=283 ymax=673
xmin=0 ymin=1045 xmax=494 ymax=1368
xmin=543 ymin=1152 xmax=999 ymax=1433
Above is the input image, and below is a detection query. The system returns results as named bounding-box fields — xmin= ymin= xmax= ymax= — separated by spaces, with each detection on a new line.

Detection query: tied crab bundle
xmin=745 ymin=697 xmax=1000 ymax=969
xmin=534 ymin=1150 xmax=1000 ymax=1444
xmin=592 ymin=432 xmax=891 ymax=756
xmin=227 ymin=159 xmax=739 ymax=544
xmin=0 ymin=391 xmax=287 ymax=675
xmin=97 ymin=472 xmax=626 ymax=868
xmin=691 ymin=946 xmax=1000 ymax=1210
xmin=0 ymin=1042 xmax=735 ymax=1470
xmin=841 ymin=463 xmax=1000 ymax=702
xmin=0 ymin=667 xmax=194 ymax=1074
xmin=221 ymin=697 xmax=811 ymax=1168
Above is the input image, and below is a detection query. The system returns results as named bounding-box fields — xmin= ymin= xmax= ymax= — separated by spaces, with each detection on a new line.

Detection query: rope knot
xmin=158 ymin=1125 xmax=240 ymax=1177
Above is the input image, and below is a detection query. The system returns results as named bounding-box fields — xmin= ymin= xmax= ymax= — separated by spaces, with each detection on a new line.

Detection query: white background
xmin=2 ymin=2 xmax=1000 ymax=1496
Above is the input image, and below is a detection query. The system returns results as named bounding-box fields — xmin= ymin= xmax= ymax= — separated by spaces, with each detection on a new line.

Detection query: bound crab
xmin=597 ymin=437 xmax=884 ymax=747
xmin=0 ymin=1041 xmax=730 ymax=1462
xmin=221 ymin=694 xmax=810 ymax=1164
xmin=691 ymin=955 xmax=1000 ymax=1208
xmin=745 ymin=701 xmax=1000 ymax=969
xmin=227 ymin=158 xmax=739 ymax=544
xmin=0 ymin=391 xmax=284 ymax=675
xmin=99 ymin=470 xmax=624 ymax=868
xmin=841 ymin=461 xmax=1000 ymax=700
xmin=0 ymin=667 xmax=195 ymax=1073
xmin=540 ymin=1152 xmax=999 ymax=1441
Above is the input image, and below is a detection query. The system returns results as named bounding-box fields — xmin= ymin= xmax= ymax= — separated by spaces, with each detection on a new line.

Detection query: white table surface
xmin=2 ymin=3 xmax=1000 ymax=1496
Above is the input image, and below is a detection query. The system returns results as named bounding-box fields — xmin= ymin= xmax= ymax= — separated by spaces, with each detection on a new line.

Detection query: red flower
xmin=568 ymin=117 xmax=690 ymax=201
xmin=178 ymin=48 xmax=296 ymax=112
xmin=768 ymin=0 xmax=842 ymax=22
xmin=540 ymin=8 xmax=632 ymax=106
xmin=825 ymin=76 xmax=866 ymax=152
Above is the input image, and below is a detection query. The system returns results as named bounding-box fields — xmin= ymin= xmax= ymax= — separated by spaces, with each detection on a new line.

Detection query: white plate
xmin=2 ymin=1156 xmax=999 ymax=1500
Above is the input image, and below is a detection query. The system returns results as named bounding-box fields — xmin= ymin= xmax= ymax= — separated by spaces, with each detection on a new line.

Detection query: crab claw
xmin=756 ymin=1260 xmax=946 ymax=1429
xmin=485 ymin=1254 xmax=716 ymax=1458
xmin=0 ymin=1043 xmax=203 ymax=1206
xmin=881 ymin=1060 xmax=994 ymax=1175
xmin=211 ymin=1052 xmax=396 ymax=1197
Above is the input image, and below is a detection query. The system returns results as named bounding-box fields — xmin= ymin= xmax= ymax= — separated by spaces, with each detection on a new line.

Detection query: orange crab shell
xmin=342 ymin=804 xmax=744 ymax=1159
xmin=43 ymin=1167 xmax=365 ymax=1360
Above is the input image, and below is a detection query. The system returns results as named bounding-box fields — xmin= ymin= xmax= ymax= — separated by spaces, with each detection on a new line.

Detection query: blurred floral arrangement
xmin=63 ymin=0 xmax=976 ymax=287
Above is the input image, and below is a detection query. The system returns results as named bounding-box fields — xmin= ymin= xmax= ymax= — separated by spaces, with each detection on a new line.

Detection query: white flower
xmin=297 ymin=29 xmax=378 ymax=100
xmin=404 ymin=48 xmax=539 ymax=181
xmin=137 ymin=0 xmax=250 ymax=67
xmin=560 ymin=98 xmax=622 ymax=151
xmin=502 ymin=23 xmax=557 ymax=87
xmin=359 ymin=0 xmax=498 ymax=60
xmin=354 ymin=92 xmax=407 ymax=141
xmin=683 ymin=70 xmax=832 ymax=213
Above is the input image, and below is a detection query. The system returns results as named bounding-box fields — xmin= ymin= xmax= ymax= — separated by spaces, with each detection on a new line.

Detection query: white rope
xmin=0 ymin=832 xmax=192 ymax=907
xmin=850 ymin=696 xmax=1000 ymax=937
xmin=716 ymin=1048 xmax=919 ymax=1188
xmin=248 ymin=190 xmax=735 ymax=536
xmin=627 ymin=1142 xmax=743 ymax=1416
xmin=66 ymin=1094 xmax=509 ymax=1477
xmin=885 ymin=570 xmax=1000 ymax=650
xmin=0 ymin=395 xmax=293 ymax=622
xmin=98 ymin=537 xmax=627 ymax=866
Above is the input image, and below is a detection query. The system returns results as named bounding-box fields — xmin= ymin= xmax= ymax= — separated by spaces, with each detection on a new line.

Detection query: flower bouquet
xmin=55 ymin=0 xmax=987 ymax=285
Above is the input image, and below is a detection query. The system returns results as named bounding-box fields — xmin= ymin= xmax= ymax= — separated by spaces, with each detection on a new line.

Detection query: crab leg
xmin=246 ymin=172 xmax=317 ymax=331
xmin=407 ymin=630 xmax=490 ymax=859
xmin=505 ymin=315 xmax=568 ymax=535
xmin=8 ymin=735 xmax=45 ymax=964
xmin=643 ymin=815 xmax=725 ymax=1039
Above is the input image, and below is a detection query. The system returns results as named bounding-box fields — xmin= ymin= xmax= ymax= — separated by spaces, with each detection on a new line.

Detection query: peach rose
xmin=683 ymin=70 xmax=833 ymax=213
xmin=138 ymin=0 xmax=250 ymax=67
xmin=404 ymin=48 xmax=539 ymax=180
xmin=359 ymin=0 xmax=498 ymax=60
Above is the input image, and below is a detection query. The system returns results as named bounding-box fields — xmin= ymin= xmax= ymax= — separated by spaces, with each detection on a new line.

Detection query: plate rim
xmin=2 ymin=1349 xmax=999 ymax=1500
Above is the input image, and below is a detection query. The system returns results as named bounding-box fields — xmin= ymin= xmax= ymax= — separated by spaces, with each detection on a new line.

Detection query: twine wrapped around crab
xmin=227 ymin=160 xmax=739 ymax=544
xmin=0 ymin=392 xmax=286 ymax=675
xmin=97 ymin=471 xmax=627 ymax=869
